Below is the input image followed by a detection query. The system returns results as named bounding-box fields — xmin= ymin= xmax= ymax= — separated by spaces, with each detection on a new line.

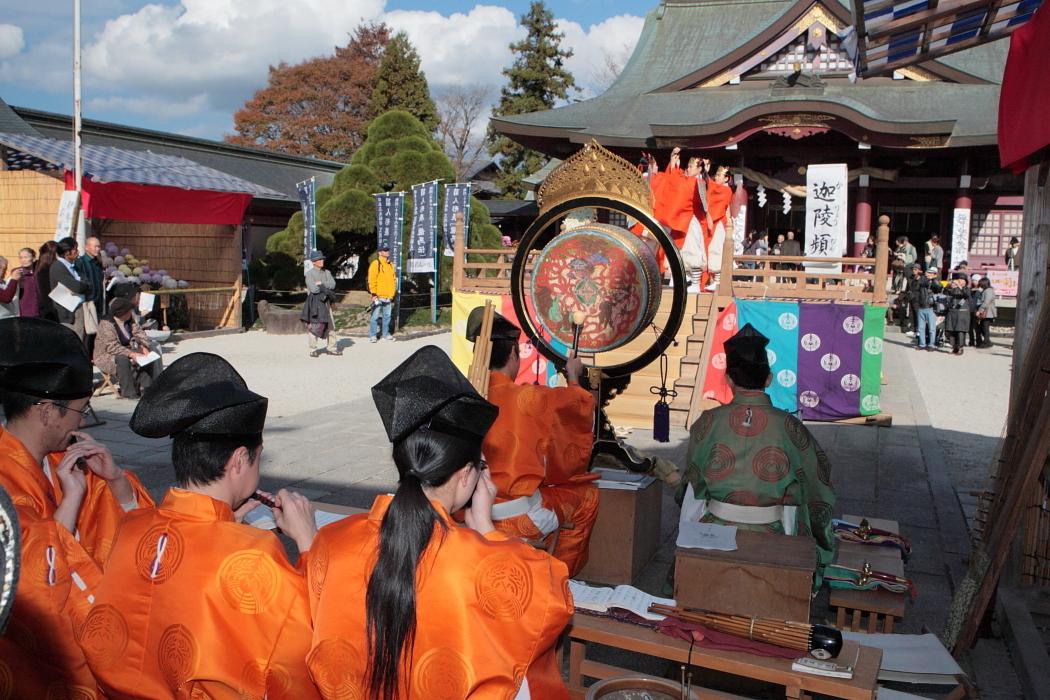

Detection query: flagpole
xmin=73 ymin=0 xmax=85 ymax=248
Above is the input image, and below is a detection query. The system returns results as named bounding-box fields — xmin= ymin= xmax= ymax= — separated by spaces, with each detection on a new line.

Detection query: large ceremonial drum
xmin=528 ymin=223 xmax=661 ymax=354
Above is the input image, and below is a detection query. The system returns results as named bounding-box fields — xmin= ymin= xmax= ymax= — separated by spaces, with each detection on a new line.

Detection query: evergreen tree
xmin=368 ymin=32 xmax=439 ymax=132
xmin=488 ymin=1 xmax=577 ymax=197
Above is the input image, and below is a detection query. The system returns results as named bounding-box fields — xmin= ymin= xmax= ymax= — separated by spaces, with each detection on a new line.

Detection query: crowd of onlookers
xmin=888 ymin=233 xmax=1005 ymax=355
xmin=0 ymin=236 xmax=162 ymax=396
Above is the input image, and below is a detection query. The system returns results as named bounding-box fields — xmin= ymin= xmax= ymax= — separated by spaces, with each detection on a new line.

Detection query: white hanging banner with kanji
xmin=803 ymin=163 xmax=848 ymax=274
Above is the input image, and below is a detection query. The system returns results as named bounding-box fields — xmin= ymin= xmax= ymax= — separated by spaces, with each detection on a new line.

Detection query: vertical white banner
xmin=804 ymin=163 xmax=848 ymax=273
xmin=950 ymin=207 xmax=971 ymax=267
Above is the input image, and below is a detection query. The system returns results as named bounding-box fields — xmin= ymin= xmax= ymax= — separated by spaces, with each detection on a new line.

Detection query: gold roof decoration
xmin=537 ymin=140 xmax=654 ymax=217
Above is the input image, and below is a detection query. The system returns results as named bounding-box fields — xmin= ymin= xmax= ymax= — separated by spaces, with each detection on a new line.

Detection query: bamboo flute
xmin=649 ymin=603 xmax=843 ymax=658
xmin=467 ymin=301 xmax=495 ymax=397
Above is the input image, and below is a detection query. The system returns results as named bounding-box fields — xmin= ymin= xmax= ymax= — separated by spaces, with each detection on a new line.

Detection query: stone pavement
xmin=82 ymin=325 xmax=1020 ymax=698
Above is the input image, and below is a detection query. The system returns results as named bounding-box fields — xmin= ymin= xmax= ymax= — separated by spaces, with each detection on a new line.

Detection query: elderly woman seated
xmin=93 ymin=297 xmax=163 ymax=398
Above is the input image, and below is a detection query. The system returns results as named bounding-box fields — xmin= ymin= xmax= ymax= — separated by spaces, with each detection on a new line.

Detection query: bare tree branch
xmin=436 ymin=84 xmax=492 ymax=181
xmin=590 ymin=42 xmax=633 ymax=94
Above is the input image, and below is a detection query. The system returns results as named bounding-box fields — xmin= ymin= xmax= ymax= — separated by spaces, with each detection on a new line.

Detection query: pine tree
xmin=226 ymin=23 xmax=388 ymax=159
xmin=488 ymin=1 xmax=577 ymax=197
xmin=368 ymin=32 xmax=439 ymax=133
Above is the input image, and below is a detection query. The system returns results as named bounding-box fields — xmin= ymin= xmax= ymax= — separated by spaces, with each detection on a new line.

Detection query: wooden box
xmin=576 ymin=477 xmax=663 ymax=585
xmin=674 ymin=531 xmax=815 ymax=622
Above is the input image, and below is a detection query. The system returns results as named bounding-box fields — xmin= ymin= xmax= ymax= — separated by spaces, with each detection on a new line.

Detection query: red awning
xmin=998 ymin=3 xmax=1050 ymax=172
xmin=65 ymin=171 xmax=251 ymax=225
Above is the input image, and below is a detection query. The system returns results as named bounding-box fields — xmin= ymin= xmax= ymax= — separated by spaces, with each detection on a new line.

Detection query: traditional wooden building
xmin=0 ymin=98 xmax=343 ymax=328
xmin=492 ymin=0 xmax=1024 ymax=278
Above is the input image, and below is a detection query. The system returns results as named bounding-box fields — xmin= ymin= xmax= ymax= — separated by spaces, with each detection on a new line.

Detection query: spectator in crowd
xmin=780 ymin=229 xmax=802 ymax=270
xmin=300 ymin=250 xmax=340 ymax=358
xmin=74 ymin=236 xmax=105 ymax=357
xmin=367 ymin=244 xmax=396 ymax=343
xmin=925 ymin=234 xmax=944 ymax=277
xmin=0 ymin=257 xmax=22 ymax=318
xmin=15 ymin=247 xmax=40 ymax=318
xmin=968 ymin=274 xmax=982 ymax=347
xmin=892 ymin=235 xmax=917 ymax=292
xmin=93 ymin=297 xmax=162 ymax=398
xmin=944 ymin=273 xmax=971 ymax=356
xmin=974 ymin=277 xmax=997 ymax=348
xmin=1005 ymin=237 xmax=1020 ymax=270
xmin=49 ymin=237 xmax=90 ymax=340
xmin=906 ymin=262 xmax=941 ymax=351
xmin=34 ymin=241 xmax=58 ymax=321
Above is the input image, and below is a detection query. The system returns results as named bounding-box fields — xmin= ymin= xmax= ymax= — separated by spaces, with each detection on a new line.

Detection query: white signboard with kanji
xmin=804 ymin=163 xmax=848 ymax=273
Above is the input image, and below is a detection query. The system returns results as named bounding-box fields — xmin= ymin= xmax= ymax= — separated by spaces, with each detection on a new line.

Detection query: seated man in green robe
xmin=677 ymin=323 xmax=836 ymax=589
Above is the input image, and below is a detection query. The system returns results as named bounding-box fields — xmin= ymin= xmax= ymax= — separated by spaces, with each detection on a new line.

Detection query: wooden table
xmin=567 ymin=614 xmax=881 ymax=700
xmin=829 ymin=515 xmax=907 ymax=633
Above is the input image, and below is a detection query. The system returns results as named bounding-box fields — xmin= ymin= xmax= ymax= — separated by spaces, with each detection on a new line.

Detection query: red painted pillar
xmin=852 ymin=180 xmax=872 ymax=258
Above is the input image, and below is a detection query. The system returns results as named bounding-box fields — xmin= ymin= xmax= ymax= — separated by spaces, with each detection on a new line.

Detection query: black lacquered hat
xmin=130 ymin=352 xmax=267 ymax=438
xmin=0 ymin=318 xmax=92 ymax=400
xmin=372 ymin=346 xmax=498 ymax=444
xmin=465 ymin=306 xmax=521 ymax=343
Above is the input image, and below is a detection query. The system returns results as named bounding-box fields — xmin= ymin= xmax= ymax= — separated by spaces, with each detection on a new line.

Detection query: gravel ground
xmin=883 ymin=326 xmax=1012 ymax=494
xmin=155 ymin=329 xmax=452 ymax=419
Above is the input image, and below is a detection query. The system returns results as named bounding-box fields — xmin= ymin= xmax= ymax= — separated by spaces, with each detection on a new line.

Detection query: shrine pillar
xmin=852 ymin=174 xmax=872 ymax=257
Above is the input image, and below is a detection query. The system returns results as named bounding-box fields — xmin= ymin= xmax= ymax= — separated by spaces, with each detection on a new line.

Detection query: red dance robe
xmin=307 ymin=495 xmax=573 ymax=700
xmin=0 ymin=427 xmax=153 ymax=699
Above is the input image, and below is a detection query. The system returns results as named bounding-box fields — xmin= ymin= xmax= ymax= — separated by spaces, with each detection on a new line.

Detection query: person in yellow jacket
xmin=367 ymin=245 xmax=396 ymax=342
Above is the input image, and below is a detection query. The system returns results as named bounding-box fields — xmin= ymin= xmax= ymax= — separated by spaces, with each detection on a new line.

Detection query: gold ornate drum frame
xmin=511 ymin=141 xmax=687 ymax=377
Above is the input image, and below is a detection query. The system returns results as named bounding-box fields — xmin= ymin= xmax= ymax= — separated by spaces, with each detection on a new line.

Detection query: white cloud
xmin=0 ymin=24 xmax=25 ymax=59
xmin=383 ymin=5 xmax=519 ymax=91
xmin=558 ymin=14 xmax=645 ymax=97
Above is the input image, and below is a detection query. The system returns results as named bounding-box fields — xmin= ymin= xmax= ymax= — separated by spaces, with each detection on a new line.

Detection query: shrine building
xmin=492 ymin=0 xmax=1023 ymax=278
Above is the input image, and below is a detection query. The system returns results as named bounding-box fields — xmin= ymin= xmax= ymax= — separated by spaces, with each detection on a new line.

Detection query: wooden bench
xmin=567 ymin=613 xmax=881 ymax=700
xmin=829 ymin=515 xmax=907 ymax=633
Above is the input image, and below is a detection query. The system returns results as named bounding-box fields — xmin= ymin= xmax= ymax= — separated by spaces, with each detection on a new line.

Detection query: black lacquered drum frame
xmin=511 ymin=195 xmax=687 ymax=377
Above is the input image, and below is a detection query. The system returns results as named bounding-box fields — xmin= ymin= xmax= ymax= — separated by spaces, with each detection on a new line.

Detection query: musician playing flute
xmin=678 ymin=324 xmax=836 ymax=589
xmin=0 ymin=318 xmax=153 ymax=697
xmin=79 ymin=352 xmax=322 ymax=699
xmin=466 ymin=307 xmax=598 ymax=576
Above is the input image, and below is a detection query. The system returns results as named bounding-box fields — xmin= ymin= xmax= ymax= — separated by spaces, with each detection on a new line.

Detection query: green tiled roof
xmin=494 ymin=0 xmax=1006 ymax=150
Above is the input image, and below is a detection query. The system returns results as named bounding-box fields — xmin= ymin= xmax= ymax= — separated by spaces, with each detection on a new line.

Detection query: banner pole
xmin=394 ymin=192 xmax=404 ymax=333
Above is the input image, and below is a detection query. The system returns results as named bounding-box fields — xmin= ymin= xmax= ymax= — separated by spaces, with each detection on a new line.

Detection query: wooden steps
xmin=603 ymin=290 xmax=715 ymax=432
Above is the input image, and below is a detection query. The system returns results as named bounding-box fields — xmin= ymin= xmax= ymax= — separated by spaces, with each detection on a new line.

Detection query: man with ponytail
xmin=466 ymin=307 xmax=599 ymax=577
xmin=307 ymin=346 xmax=572 ymax=700
xmin=78 ymin=353 xmax=322 ymax=699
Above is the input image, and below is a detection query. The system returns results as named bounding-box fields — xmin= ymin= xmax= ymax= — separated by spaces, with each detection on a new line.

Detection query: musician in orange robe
xmin=466 ymin=308 xmax=598 ymax=576
xmin=307 ymin=346 xmax=572 ymax=700
xmin=0 ymin=317 xmax=153 ymax=698
xmin=698 ymin=165 xmax=735 ymax=290
xmin=78 ymin=352 xmax=321 ymax=699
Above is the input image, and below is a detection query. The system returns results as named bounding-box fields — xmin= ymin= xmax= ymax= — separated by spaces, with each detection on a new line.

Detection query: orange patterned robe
xmin=0 ymin=426 xmax=153 ymax=699
xmin=482 ymin=372 xmax=598 ymax=576
xmin=307 ymin=495 xmax=572 ymax=700
xmin=649 ymin=166 xmax=705 ymax=274
xmin=80 ymin=489 xmax=320 ymax=699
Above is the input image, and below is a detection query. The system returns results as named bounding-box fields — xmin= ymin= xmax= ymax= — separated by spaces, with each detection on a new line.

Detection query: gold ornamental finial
xmin=536 ymin=140 xmax=654 ymax=217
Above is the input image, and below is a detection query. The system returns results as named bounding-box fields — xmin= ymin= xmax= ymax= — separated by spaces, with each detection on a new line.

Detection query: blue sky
xmin=0 ymin=0 xmax=645 ymax=141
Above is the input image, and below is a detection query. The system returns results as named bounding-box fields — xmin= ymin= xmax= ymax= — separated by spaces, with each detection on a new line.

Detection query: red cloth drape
xmin=64 ymin=171 xmax=251 ymax=225
xmin=998 ymin=3 xmax=1050 ymax=172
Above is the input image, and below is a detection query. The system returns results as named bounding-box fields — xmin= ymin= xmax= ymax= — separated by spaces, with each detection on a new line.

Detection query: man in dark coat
xmin=74 ymin=236 xmax=105 ymax=356
xmin=943 ymin=273 xmax=971 ymax=355
xmin=49 ymin=237 xmax=91 ymax=341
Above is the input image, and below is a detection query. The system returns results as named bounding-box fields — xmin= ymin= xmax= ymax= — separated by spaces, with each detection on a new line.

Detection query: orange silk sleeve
xmin=482 ymin=377 xmax=547 ymax=499
xmin=70 ymin=468 xmax=154 ymax=566
xmin=543 ymin=385 xmax=597 ymax=486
